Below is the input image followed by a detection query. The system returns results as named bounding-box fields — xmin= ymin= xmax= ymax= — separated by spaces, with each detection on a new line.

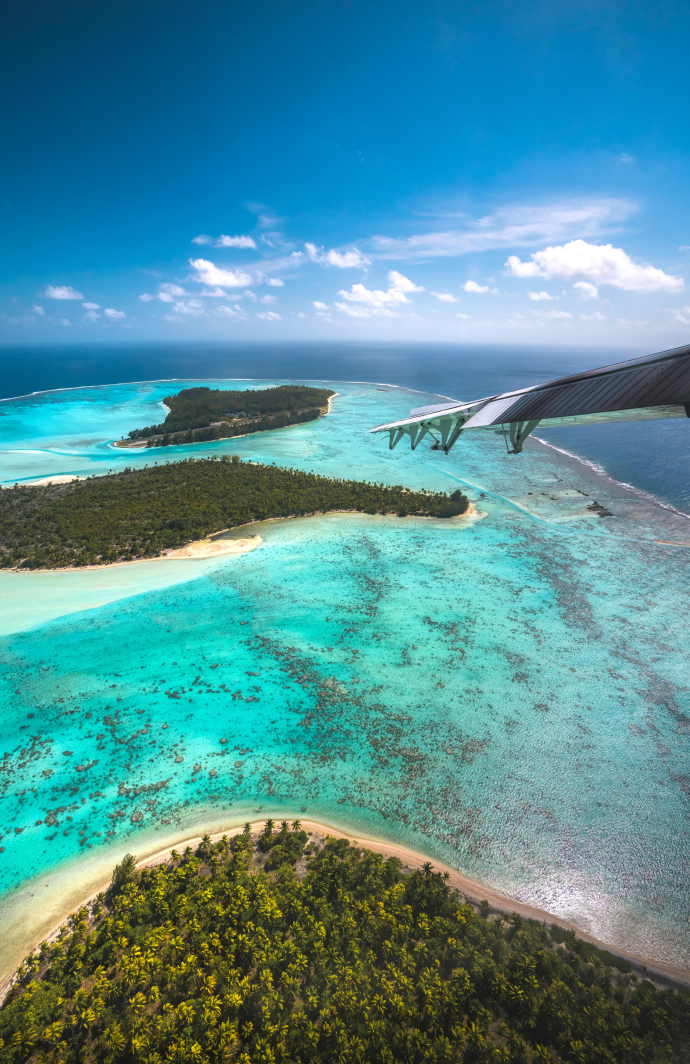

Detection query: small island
xmin=0 ymin=457 xmax=470 ymax=569
xmin=2 ymin=825 xmax=688 ymax=1063
xmin=115 ymin=385 xmax=336 ymax=449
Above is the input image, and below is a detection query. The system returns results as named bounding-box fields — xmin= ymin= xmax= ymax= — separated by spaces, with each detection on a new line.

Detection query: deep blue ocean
xmin=0 ymin=341 xmax=689 ymax=977
xmin=3 ymin=341 xmax=689 ymax=512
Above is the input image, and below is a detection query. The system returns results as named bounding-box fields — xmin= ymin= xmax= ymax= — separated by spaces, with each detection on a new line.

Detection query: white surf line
xmin=533 ymin=435 xmax=690 ymax=521
xmin=0 ymin=377 xmax=444 ymax=404
xmin=430 ymin=465 xmax=690 ymax=549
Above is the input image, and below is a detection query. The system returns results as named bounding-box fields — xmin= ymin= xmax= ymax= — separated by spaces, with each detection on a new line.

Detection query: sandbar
xmin=166 ymin=534 xmax=262 ymax=559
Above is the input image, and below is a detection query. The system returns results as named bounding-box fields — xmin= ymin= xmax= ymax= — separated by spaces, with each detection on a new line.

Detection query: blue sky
xmin=2 ymin=0 xmax=690 ymax=346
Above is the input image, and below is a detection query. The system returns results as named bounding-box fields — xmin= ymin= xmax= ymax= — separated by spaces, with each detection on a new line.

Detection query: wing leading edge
xmin=369 ymin=342 xmax=690 ymax=454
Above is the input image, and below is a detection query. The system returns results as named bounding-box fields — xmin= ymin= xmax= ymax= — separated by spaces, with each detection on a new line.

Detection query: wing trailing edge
xmin=369 ymin=342 xmax=690 ymax=454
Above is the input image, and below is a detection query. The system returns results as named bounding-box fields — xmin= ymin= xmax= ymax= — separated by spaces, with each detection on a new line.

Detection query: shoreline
xmin=112 ymin=391 xmax=340 ymax=451
xmin=2 ymin=502 xmax=483 ymax=574
xmin=2 ymin=816 xmax=688 ymax=1003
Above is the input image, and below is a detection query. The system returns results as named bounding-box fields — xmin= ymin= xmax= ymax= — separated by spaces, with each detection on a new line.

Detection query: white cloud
xmin=573 ymin=281 xmax=599 ymax=299
xmin=44 ymin=284 xmax=84 ymax=300
xmin=680 ymin=246 xmax=690 ymax=252
xmin=157 ymin=283 xmax=188 ymax=303
xmin=388 ymin=270 xmax=423 ymax=292
xmin=456 ymin=313 xmax=469 ymax=319
xmin=170 ymin=299 xmax=205 ymax=317
xmin=580 ymin=312 xmax=605 ymax=321
xmin=305 ymin=243 xmax=370 ymax=268
xmin=104 ymin=308 xmax=126 ymax=319
xmin=336 ymin=271 xmax=422 ymax=316
xmin=619 ymin=154 xmax=635 ymax=163
xmin=217 ymin=305 xmax=248 ymax=320
xmin=32 ymin=305 xmax=45 ymax=315
xmin=372 ymin=198 xmax=633 ymax=259
xmin=260 ymin=294 xmax=276 ymax=304
xmin=531 ymin=310 xmax=573 ymax=319
xmin=506 ymin=240 xmax=683 ymax=292
xmin=313 ymin=301 xmax=329 ymax=309
xmin=335 ymin=302 xmax=394 ymax=319
xmin=257 ymin=311 xmax=282 ymax=321
xmin=431 ymin=291 xmax=457 ymax=302
xmin=298 ymin=312 xmax=307 ymax=318
xmin=527 ymin=291 xmax=553 ymax=301
xmin=244 ymin=290 xmax=257 ymax=301
xmin=189 ymin=258 xmax=252 ymax=288
xmin=84 ymin=310 xmax=100 ymax=321
xmin=192 ymin=234 xmax=257 ymax=249
xmin=464 ymin=280 xmax=489 ymax=293
xmin=58 ymin=318 xmax=71 ymax=326
xmin=266 ymin=278 xmax=284 ymax=286
xmin=672 ymin=305 xmax=690 ymax=324
xmin=82 ymin=302 xmax=100 ymax=310
xmin=616 ymin=317 xmax=648 ymax=326
xmin=140 ymin=284 xmax=191 ymax=303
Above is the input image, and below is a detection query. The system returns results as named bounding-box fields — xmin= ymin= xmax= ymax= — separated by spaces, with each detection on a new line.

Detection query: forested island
xmin=0 ymin=457 xmax=469 ymax=569
xmin=119 ymin=385 xmax=335 ymax=448
xmin=1 ymin=824 xmax=688 ymax=1064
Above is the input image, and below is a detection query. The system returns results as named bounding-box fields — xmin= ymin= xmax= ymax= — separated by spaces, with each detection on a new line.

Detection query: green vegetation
xmin=0 ymin=457 xmax=469 ymax=569
xmin=1 ymin=826 xmax=688 ymax=1063
xmin=124 ymin=385 xmax=335 ymax=446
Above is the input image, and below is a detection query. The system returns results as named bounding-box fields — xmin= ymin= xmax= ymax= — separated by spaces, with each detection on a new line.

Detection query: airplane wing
xmin=369 ymin=342 xmax=690 ymax=454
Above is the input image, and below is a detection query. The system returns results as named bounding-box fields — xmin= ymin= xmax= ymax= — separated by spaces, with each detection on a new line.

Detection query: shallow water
xmin=0 ymin=378 xmax=689 ymax=972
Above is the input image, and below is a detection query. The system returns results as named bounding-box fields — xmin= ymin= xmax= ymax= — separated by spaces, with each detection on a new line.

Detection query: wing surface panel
xmin=368 ymin=342 xmax=690 ymax=455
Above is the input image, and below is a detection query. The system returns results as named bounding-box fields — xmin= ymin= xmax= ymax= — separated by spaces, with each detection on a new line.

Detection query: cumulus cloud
xmin=573 ymin=281 xmax=599 ymax=299
xmin=82 ymin=302 xmax=100 ymax=310
xmin=506 ymin=240 xmax=683 ymax=292
xmin=672 ymin=305 xmax=690 ymax=324
xmin=157 ymin=284 xmax=188 ymax=302
xmin=313 ymin=301 xmax=329 ymax=309
xmin=192 ymin=234 xmax=257 ymax=248
xmin=84 ymin=310 xmax=100 ymax=321
xmin=58 ymin=318 xmax=71 ymax=326
xmin=464 ymin=280 xmax=489 ymax=293
xmin=527 ymin=291 xmax=552 ymax=301
xmin=257 ymin=311 xmax=282 ymax=321
xmin=189 ymin=259 xmax=252 ymax=288
xmin=388 ymin=270 xmax=423 ymax=292
xmin=335 ymin=302 xmax=392 ymax=319
xmin=140 ymin=284 xmax=192 ymax=303
xmin=260 ymin=294 xmax=276 ymax=304
xmin=431 ymin=291 xmax=457 ymax=302
xmin=217 ymin=305 xmax=248 ymax=320
xmin=44 ymin=285 xmax=84 ymax=300
xmin=32 ymin=305 xmax=45 ymax=315
xmin=335 ymin=271 xmax=423 ymax=317
xmin=305 ymin=243 xmax=370 ymax=268
xmin=580 ymin=312 xmax=605 ymax=321
xmin=372 ymin=198 xmax=633 ymax=259
xmin=104 ymin=308 xmax=126 ymax=319
xmin=531 ymin=310 xmax=573 ymax=319
xmin=266 ymin=278 xmax=284 ymax=286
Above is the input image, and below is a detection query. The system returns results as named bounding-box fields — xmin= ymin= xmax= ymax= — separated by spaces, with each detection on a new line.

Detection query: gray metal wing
xmin=369 ymin=342 xmax=690 ymax=454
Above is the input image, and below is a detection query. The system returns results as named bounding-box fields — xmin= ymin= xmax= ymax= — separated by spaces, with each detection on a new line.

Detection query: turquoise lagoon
xmin=0 ymin=379 xmax=689 ymax=974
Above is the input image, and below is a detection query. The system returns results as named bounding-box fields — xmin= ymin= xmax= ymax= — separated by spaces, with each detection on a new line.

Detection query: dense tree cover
xmin=126 ymin=386 xmax=335 ymax=441
xmin=1 ymin=825 xmax=688 ymax=1064
xmin=0 ymin=457 xmax=469 ymax=569
xmin=143 ymin=408 xmax=323 ymax=449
